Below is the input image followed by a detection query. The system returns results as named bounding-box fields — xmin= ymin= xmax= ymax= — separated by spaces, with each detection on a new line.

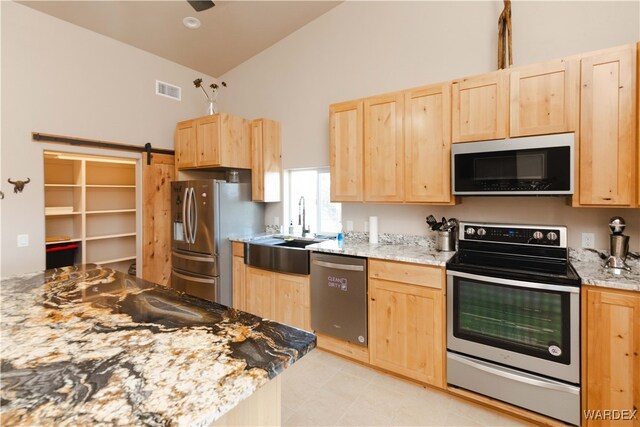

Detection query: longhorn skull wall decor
xmin=8 ymin=178 xmax=31 ymax=193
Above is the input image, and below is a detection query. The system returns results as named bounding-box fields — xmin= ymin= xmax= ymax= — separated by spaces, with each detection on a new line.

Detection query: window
xmin=285 ymin=168 xmax=341 ymax=235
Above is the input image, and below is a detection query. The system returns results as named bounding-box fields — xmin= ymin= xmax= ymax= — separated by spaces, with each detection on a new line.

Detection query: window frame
xmin=283 ymin=167 xmax=341 ymax=236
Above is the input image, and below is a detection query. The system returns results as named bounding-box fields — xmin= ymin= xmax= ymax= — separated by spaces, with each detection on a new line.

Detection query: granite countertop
xmin=0 ymin=265 xmax=316 ymax=426
xmin=233 ymin=232 xmax=453 ymax=267
xmin=307 ymin=239 xmax=454 ymax=267
xmin=570 ymin=248 xmax=640 ymax=292
xmin=232 ymin=232 xmax=639 ymax=291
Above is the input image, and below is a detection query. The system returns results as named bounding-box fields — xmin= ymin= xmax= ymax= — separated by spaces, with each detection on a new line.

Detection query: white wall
xmin=220 ymin=1 xmax=640 ymax=251
xmin=1 ymin=1 xmax=218 ymax=276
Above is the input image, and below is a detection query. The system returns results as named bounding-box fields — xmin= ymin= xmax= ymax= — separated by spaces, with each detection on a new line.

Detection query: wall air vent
xmin=156 ymin=80 xmax=181 ymax=101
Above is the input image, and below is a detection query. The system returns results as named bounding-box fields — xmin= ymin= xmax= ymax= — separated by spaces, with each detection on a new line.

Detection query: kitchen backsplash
xmin=265 ymin=197 xmax=640 ymax=252
xmin=339 ymin=198 xmax=640 ymax=252
xmin=265 ymin=224 xmax=281 ymax=234
xmin=343 ymin=231 xmax=435 ymax=247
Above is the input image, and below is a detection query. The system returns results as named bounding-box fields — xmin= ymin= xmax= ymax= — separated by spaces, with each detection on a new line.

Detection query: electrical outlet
xmin=346 ymin=220 xmax=354 ymax=232
xmin=364 ymin=221 xmax=369 ymax=232
xmin=17 ymin=234 xmax=29 ymax=247
xmin=274 ymin=216 xmax=280 ymax=226
xmin=582 ymin=233 xmax=595 ymax=249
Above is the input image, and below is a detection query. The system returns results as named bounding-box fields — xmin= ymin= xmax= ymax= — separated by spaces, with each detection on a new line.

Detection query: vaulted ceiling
xmin=20 ymin=1 xmax=342 ymax=76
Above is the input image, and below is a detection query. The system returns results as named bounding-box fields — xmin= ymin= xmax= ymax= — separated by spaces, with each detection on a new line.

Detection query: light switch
xmin=17 ymin=234 xmax=29 ymax=247
xmin=346 ymin=220 xmax=354 ymax=232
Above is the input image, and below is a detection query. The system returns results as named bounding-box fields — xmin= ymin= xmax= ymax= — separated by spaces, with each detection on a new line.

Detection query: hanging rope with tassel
xmin=498 ymin=0 xmax=513 ymax=69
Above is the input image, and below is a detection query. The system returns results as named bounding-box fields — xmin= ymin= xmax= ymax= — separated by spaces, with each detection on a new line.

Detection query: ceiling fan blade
xmin=187 ymin=0 xmax=215 ymax=12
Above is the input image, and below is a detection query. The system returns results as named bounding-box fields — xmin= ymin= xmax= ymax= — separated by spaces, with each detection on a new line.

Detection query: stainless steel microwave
xmin=451 ymin=133 xmax=574 ymax=196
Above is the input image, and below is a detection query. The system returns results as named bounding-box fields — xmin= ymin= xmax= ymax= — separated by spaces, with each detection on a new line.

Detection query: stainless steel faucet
xmin=298 ymin=196 xmax=310 ymax=236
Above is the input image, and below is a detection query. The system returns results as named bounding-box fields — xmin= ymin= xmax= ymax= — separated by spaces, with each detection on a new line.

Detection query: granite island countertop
xmin=0 ymin=265 xmax=316 ymax=426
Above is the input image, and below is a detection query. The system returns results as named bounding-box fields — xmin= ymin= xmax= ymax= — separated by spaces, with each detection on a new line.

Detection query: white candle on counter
xmin=369 ymin=216 xmax=378 ymax=244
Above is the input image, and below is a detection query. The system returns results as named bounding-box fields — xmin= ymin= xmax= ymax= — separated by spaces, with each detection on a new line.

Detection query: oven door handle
xmin=446 ymin=270 xmax=580 ymax=293
xmin=449 ymin=353 xmax=580 ymax=395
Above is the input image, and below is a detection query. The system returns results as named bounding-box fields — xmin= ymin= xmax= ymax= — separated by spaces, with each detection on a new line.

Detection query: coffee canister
xmin=436 ymin=230 xmax=456 ymax=251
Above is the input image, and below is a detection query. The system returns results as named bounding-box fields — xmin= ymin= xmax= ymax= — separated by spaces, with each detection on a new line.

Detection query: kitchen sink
xmin=244 ymin=236 xmax=326 ymax=275
xmin=275 ymin=239 xmax=317 ymax=248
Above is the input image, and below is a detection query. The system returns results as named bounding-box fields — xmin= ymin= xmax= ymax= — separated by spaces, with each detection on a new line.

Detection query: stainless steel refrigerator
xmin=171 ymin=180 xmax=264 ymax=306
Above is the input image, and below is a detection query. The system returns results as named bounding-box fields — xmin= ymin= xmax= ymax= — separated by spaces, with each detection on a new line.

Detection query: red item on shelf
xmin=46 ymin=243 xmax=79 ymax=253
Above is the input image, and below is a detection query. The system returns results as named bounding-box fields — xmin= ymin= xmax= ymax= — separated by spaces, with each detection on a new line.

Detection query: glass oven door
xmin=447 ymin=270 xmax=580 ymax=384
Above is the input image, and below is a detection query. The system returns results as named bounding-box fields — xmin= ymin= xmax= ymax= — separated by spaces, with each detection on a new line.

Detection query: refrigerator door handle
xmin=173 ymin=270 xmax=217 ymax=284
xmin=190 ymin=187 xmax=198 ymax=244
xmin=182 ymin=187 xmax=190 ymax=244
xmin=187 ymin=187 xmax=194 ymax=244
xmin=173 ymin=251 xmax=216 ymax=263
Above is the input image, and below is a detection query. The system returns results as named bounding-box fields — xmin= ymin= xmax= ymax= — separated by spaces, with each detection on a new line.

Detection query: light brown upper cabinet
xmin=363 ymin=92 xmax=404 ymax=202
xmin=251 ymin=118 xmax=281 ymax=202
xmin=329 ymin=100 xmax=364 ymax=202
xmin=175 ymin=120 xmax=197 ymax=169
xmin=404 ymin=83 xmax=454 ymax=204
xmin=453 ymin=61 xmax=579 ymax=142
xmin=577 ymin=44 xmax=637 ymax=207
xmin=509 ymin=59 xmax=579 ymax=137
xmin=330 ymin=89 xmax=454 ymax=205
xmin=174 ymin=113 xmax=250 ymax=170
xmin=452 ymin=70 xmax=509 ymax=143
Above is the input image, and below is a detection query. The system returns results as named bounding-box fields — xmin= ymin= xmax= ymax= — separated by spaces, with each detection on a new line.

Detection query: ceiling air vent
xmin=156 ymin=80 xmax=181 ymax=101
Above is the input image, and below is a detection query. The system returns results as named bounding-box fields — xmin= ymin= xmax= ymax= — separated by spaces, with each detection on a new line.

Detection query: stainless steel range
xmin=446 ymin=222 xmax=581 ymax=426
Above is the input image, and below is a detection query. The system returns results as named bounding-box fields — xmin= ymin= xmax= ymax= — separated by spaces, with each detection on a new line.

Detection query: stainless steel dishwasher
xmin=310 ymin=252 xmax=367 ymax=346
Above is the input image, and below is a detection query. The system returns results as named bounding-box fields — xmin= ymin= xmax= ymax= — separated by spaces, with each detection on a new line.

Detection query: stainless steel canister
xmin=436 ymin=230 xmax=456 ymax=251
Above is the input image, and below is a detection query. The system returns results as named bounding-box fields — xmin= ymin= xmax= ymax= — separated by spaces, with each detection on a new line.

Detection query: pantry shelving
xmin=44 ymin=151 xmax=138 ymax=273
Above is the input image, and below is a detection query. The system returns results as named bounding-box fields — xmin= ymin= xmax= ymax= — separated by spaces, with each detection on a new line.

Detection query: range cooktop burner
xmin=446 ymin=221 xmax=581 ymax=286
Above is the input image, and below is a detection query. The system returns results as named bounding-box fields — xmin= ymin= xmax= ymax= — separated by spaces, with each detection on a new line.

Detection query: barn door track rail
xmin=32 ymin=132 xmax=174 ymax=165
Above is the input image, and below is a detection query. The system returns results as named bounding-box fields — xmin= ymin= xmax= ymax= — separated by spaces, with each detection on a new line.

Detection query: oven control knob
xmin=466 ymin=227 xmax=476 ymax=236
xmin=533 ymin=231 xmax=544 ymax=240
xmin=477 ymin=228 xmax=486 ymax=236
xmin=547 ymin=231 xmax=558 ymax=241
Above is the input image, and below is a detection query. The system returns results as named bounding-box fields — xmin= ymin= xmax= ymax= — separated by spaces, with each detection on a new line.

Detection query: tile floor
xmin=282 ymin=349 xmax=529 ymax=426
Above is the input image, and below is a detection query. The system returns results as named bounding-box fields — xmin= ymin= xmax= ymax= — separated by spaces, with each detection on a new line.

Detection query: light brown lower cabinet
xmin=232 ymin=242 xmax=246 ymax=311
xmin=244 ymin=267 xmax=310 ymax=331
xmin=233 ymin=246 xmax=311 ymax=332
xmin=583 ymin=286 xmax=640 ymax=427
xmin=274 ymin=273 xmax=311 ymax=331
xmin=245 ymin=266 xmax=275 ymax=319
xmin=368 ymin=259 xmax=445 ymax=388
